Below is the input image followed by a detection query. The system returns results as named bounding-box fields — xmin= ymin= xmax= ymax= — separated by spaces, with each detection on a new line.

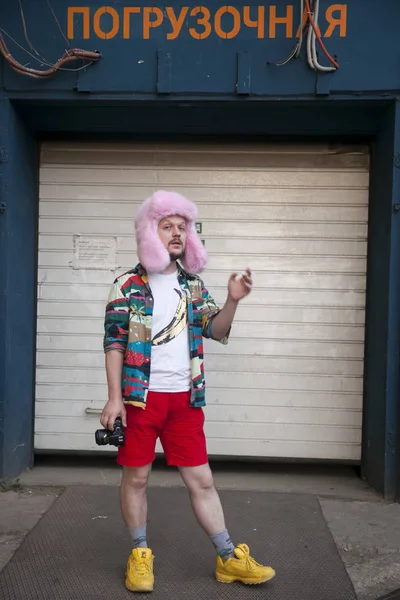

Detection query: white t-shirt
xmin=148 ymin=271 xmax=191 ymax=392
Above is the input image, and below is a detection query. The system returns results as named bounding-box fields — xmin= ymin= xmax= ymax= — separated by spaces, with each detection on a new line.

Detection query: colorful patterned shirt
xmin=103 ymin=263 xmax=228 ymax=408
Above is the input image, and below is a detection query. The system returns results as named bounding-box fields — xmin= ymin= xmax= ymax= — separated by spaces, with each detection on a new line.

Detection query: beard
xmin=169 ymin=250 xmax=185 ymax=262
xmin=168 ymin=239 xmax=184 ymax=262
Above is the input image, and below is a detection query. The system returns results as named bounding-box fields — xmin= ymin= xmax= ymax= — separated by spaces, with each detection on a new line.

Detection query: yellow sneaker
xmin=125 ymin=548 xmax=154 ymax=592
xmin=215 ymin=543 xmax=275 ymax=585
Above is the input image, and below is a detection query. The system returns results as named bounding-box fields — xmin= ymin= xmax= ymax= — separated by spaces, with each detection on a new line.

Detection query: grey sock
xmin=129 ymin=523 xmax=147 ymax=549
xmin=210 ymin=529 xmax=235 ymax=561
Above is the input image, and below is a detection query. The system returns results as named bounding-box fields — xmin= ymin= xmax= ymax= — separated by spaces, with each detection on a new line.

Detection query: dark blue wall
xmin=363 ymin=102 xmax=400 ymax=498
xmin=0 ymin=0 xmax=399 ymax=99
xmin=0 ymin=100 xmax=38 ymax=479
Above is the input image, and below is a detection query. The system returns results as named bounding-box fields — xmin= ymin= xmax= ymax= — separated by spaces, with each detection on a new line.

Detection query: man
xmin=101 ymin=190 xmax=275 ymax=592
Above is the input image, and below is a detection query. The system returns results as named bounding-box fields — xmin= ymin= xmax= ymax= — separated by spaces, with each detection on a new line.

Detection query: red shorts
xmin=117 ymin=391 xmax=208 ymax=468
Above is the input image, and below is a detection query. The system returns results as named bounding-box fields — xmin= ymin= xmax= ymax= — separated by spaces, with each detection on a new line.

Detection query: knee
xmin=199 ymin=474 xmax=215 ymax=493
xmin=122 ymin=466 xmax=149 ymax=492
xmin=187 ymin=467 xmax=215 ymax=494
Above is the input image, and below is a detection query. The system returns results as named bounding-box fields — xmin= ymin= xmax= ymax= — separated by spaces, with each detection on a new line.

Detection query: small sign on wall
xmin=70 ymin=235 xmax=118 ymax=270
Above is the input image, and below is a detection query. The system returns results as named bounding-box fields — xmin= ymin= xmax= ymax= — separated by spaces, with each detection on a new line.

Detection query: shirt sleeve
xmin=103 ymin=280 xmax=129 ymax=353
xmin=200 ymin=280 xmax=230 ymax=345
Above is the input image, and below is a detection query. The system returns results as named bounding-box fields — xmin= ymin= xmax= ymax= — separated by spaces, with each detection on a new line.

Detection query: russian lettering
xmin=123 ymin=7 xmax=141 ymax=39
xmin=324 ymin=4 xmax=347 ymax=37
xmin=243 ymin=6 xmax=265 ymax=39
xmin=143 ymin=7 xmax=164 ymax=39
xmin=67 ymin=7 xmax=90 ymax=40
xmin=214 ymin=6 xmax=241 ymax=40
xmin=269 ymin=5 xmax=294 ymax=39
xmin=93 ymin=6 xmax=119 ymax=40
xmin=166 ymin=7 xmax=189 ymax=40
xmin=189 ymin=6 xmax=212 ymax=40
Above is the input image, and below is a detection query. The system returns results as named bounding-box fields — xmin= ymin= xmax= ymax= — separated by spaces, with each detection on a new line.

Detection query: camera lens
xmin=95 ymin=429 xmax=109 ymax=446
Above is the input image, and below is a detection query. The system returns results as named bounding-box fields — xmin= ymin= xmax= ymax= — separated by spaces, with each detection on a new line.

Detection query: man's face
xmin=157 ymin=215 xmax=187 ymax=261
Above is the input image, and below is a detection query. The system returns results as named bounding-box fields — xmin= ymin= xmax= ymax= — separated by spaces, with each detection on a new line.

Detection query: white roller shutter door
xmin=36 ymin=142 xmax=369 ymax=461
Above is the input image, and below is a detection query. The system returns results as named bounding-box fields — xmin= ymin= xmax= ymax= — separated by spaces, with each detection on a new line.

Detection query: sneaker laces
xmin=135 ymin=561 xmax=152 ymax=576
xmin=130 ymin=554 xmax=152 ymax=576
xmin=235 ymin=544 xmax=262 ymax=570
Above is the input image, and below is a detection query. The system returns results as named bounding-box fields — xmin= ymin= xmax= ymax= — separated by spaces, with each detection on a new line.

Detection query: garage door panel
xmin=208 ymin=339 xmax=364 ymax=358
xmin=33 ymin=431 xmax=361 ymax=460
xmin=207 ymin=272 xmax=366 ymax=290
xmin=40 ymin=179 xmax=369 ymax=206
xmin=201 ymin=221 xmax=368 ymax=238
xmin=157 ymin=169 xmax=370 ymax=189
xmin=39 ymin=166 xmax=370 ymax=189
xmin=208 ymin=255 xmax=366 ymax=274
xmin=207 ymin=389 xmax=363 ymax=410
xmin=208 ymin=372 xmax=362 ymax=393
xmin=39 ymin=199 xmax=368 ymax=224
xmin=182 ymin=238 xmax=369 ymax=256
xmin=35 ymin=401 xmax=362 ymax=426
xmin=37 ymin=300 xmax=365 ymax=325
xmin=39 ymin=149 xmax=369 ymax=171
xmin=37 ymin=268 xmax=366 ymax=291
xmin=206 ymin=406 xmax=362 ymax=427
xmin=206 ymin=422 xmax=362 ymax=444
xmin=35 ymin=389 xmax=363 ymax=411
xmin=38 ymin=251 xmax=366 ymax=274
xmin=36 ymin=142 xmax=369 ymax=460
xmin=38 ymin=234 xmax=368 ymax=256
xmin=36 ymin=367 xmax=362 ymax=394
xmin=36 ymin=350 xmax=363 ymax=377
xmin=37 ymin=336 xmax=363 ymax=361
xmin=34 ymin=416 xmax=361 ymax=445
xmin=38 ymin=217 xmax=368 ymax=239
xmin=207 ymin=356 xmax=363 ymax=376
xmin=199 ymin=438 xmax=361 ymax=460
xmin=37 ymin=335 xmax=101 ymax=352
xmin=36 ymin=316 xmax=364 ymax=343
xmin=37 ymin=282 xmax=366 ymax=308
xmin=38 ymin=251 xmax=367 ymax=276
xmin=34 ymin=400 xmax=361 ymax=426
xmin=36 ymin=383 xmax=106 ymax=401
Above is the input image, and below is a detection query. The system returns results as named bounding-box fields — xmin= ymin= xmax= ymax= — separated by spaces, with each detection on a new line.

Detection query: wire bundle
xmin=0 ymin=0 xmax=100 ymax=79
xmin=0 ymin=34 xmax=100 ymax=78
xmin=270 ymin=0 xmax=339 ymax=71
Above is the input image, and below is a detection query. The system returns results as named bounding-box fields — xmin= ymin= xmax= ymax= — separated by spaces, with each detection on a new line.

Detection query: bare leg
xmin=120 ymin=464 xmax=152 ymax=529
xmin=179 ymin=464 xmax=275 ymax=585
xmin=178 ymin=463 xmax=226 ymax=535
xmin=121 ymin=464 xmax=155 ymax=593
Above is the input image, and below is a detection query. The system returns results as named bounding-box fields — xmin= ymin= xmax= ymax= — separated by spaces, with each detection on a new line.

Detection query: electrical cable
xmin=267 ymin=0 xmax=305 ymax=67
xmin=0 ymin=0 xmax=100 ymax=78
xmin=0 ymin=27 xmax=97 ymax=72
xmin=295 ymin=0 xmax=304 ymax=58
xmin=46 ymin=0 xmax=71 ymax=47
xmin=269 ymin=0 xmax=339 ymax=71
xmin=306 ymin=1 xmax=315 ymax=70
xmin=0 ymin=28 xmax=100 ymax=78
xmin=305 ymin=0 xmax=339 ymax=69
xmin=308 ymin=0 xmax=336 ymax=71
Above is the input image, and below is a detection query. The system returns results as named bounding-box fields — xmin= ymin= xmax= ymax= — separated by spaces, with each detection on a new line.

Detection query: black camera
xmin=95 ymin=416 xmax=124 ymax=447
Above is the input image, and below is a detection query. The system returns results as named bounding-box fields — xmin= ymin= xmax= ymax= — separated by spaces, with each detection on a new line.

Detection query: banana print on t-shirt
xmin=152 ymin=289 xmax=187 ymax=346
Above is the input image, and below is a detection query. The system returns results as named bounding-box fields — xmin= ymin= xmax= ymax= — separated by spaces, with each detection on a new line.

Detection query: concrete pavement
xmin=1 ymin=456 xmax=400 ymax=600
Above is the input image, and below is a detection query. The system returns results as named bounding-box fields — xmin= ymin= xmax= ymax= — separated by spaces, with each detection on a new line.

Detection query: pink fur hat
xmin=134 ymin=190 xmax=208 ymax=274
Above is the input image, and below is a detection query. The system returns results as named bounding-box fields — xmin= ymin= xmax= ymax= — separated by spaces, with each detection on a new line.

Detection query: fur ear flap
xmin=136 ymin=222 xmax=171 ymax=274
xmin=181 ymin=222 xmax=208 ymax=274
xmin=134 ymin=191 xmax=208 ymax=274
